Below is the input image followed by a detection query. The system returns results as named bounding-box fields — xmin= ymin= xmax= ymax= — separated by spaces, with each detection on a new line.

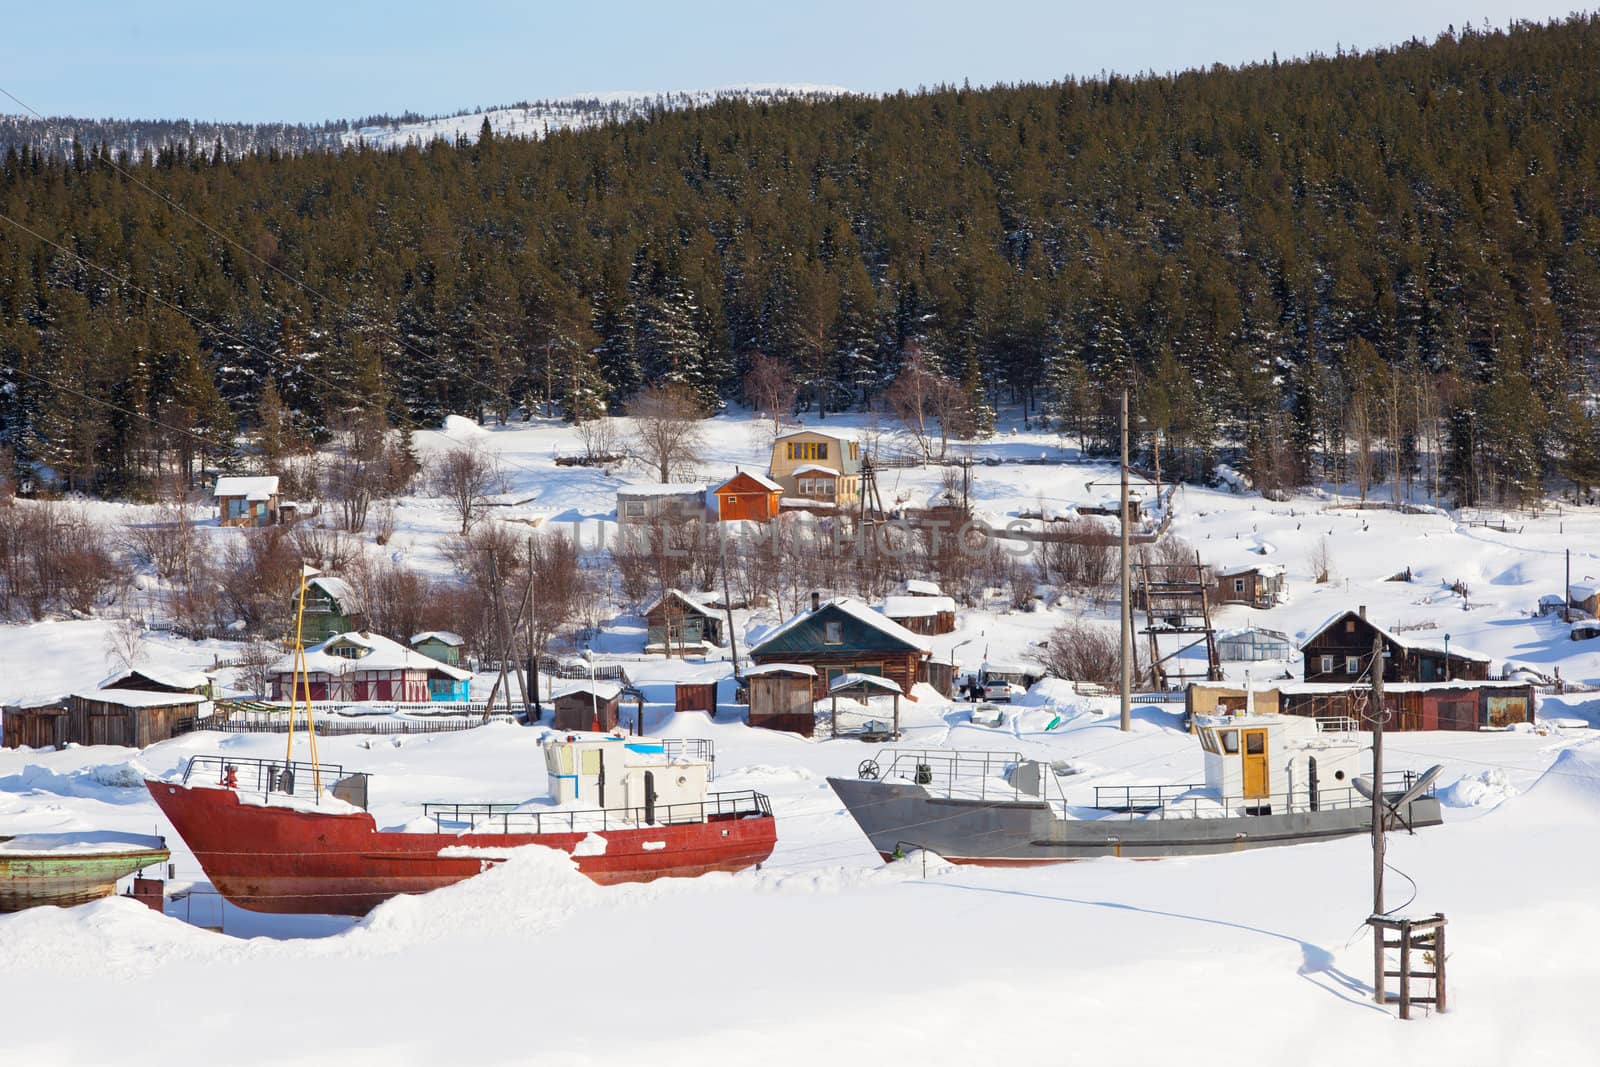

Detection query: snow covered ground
xmin=4 ymin=407 xmax=1600 ymax=1064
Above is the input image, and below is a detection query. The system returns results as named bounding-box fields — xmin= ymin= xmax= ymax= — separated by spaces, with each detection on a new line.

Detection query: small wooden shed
xmin=674 ymin=681 xmax=719 ymax=718
xmin=67 ymin=689 xmax=210 ymax=748
xmin=2 ymin=701 xmax=69 ymax=749
xmin=744 ymin=663 xmax=818 ymax=736
xmin=714 ymin=471 xmax=783 ymax=523
xmin=550 ymin=680 xmax=622 ymax=732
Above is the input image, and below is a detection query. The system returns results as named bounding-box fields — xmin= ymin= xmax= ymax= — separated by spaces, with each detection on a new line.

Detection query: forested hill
xmin=3 ymin=17 xmax=1600 ymax=505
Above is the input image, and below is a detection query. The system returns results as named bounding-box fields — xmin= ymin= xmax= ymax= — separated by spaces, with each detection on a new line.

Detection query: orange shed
xmin=714 ymin=470 xmax=783 ymax=523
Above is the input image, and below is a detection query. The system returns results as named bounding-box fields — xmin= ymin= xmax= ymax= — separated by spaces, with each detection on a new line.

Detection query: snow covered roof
xmin=1218 ymin=627 xmax=1293 ymax=644
xmin=97 ymin=665 xmax=210 ymax=692
xmin=715 ymin=470 xmax=782 ymax=492
xmin=780 ymin=497 xmax=835 ymax=508
xmin=881 ymin=595 xmax=956 ymax=618
xmin=792 ymin=464 xmax=840 ymax=478
xmin=410 ymin=631 xmax=465 ymax=647
xmin=1215 ymin=562 xmax=1286 ymax=578
xmin=981 ymin=660 xmax=1038 ymax=676
xmin=269 ymin=632 xmax=472 ymax=681
xmin=1301 ymin=610 xmax=1491 ymax=663
xmin=902 ymin=579 xmax=943 ymax=597
xmin=552 ymin=680 xmax=622 ymax=702
xmin=642 ymin=589 xmax=720 ymax=618
xmin=740 ymin=663 xmax=817 ymax=678
xmin=617 ymin=483 xmax=708 ymax=497
xmin=213 ymin=475 xmax=279 ymax=501
xmin=775 ymin=428 xmax=858 ymax=445
xmin=753 ymin=596 xmax=933 ymax=655
xmin=1571 ymin=583 xmax=1600 ymax=601
xmin=306 ymin=576 xmax=363 ymax=614
xmin=72 ymin=688 xmax=209 ymax=708
xmin=827 ymin=672 xmax=902 ymax=695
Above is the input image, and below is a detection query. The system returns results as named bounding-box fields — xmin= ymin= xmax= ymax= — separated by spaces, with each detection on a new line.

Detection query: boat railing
xmin=1315 ymin=716 xmax=1361 ymax=734
xmin=865 ymin=749 xmax=1071 ymax=806
xmin=421 ymin=789 xmax=771 ymax=835
xmin=181 ymin=754 xmax=347 ymax=803
xmin=1086 ymin=770 xmax=1433 ymax=820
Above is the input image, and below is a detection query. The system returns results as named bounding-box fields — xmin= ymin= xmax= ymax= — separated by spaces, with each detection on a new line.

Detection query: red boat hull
xmin=147 ymin=782 xmax=777 ymax=915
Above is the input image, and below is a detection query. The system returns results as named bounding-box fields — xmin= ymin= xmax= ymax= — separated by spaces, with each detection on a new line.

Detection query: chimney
xmin=1358 ymin=605 xmax=1367 ymax=620
xmin=811 ymin=591 xmax=821 ymax=613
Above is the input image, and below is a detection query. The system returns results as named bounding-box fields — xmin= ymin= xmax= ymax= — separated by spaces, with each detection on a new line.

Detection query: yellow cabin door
xmin=1241 ymin=729 xmax=1269 ymax=798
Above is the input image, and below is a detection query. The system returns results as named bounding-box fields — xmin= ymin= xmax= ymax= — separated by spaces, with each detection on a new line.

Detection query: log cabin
xmin=748 ymin=595 xmax=931 ymax=701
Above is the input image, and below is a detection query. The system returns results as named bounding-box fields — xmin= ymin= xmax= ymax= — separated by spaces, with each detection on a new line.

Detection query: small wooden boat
xmin=0 ymin=832 xmax=170 ymax=911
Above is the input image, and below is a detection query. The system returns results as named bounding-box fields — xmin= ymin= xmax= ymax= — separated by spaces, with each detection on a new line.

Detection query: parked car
xmin=982 ymin=679 xmax=1023 ymax=703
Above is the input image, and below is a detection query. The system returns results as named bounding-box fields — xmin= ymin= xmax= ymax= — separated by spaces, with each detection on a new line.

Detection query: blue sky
xmin=3 ymin=1 xmax=1585 ymax=122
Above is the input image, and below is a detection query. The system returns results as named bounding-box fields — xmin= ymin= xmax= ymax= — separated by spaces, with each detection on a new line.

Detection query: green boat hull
xmin=0 ymin=845 xmax=170 ymax=912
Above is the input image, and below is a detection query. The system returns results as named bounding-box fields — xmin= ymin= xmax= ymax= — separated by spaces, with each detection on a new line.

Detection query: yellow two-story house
xmin=769 ymin=428 xmax=863 ymax=507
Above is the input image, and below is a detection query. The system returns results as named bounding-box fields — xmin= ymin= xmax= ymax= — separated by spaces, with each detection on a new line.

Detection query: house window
xmin=1345 ymin=620 xmax=1356 ymax=633
xmin=785 ymin=443 xmax=795 ymax=460
xmin=850 ymin=442 xmax=858 ymax=460
xmin=1346 ymin=656 xmax=1361 ymax=675
xmin=823 ymin=621 xmax=843 ymax=645
xmin=623 ymin=501 xmax=645 ymax=519
xmin=1320 ymin=655 xmax=1334 ymax=673
xmin=817 ymin=443 xmax=828 ymax=461
xmin=816 ymin=479 xmax=835 ymax=498
xmin=1233 ymin=579 xmax=1245 ymax=593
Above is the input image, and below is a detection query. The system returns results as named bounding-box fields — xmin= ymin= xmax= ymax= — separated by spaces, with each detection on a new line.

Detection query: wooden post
xmin=1371 ymin=633 xmax=1386 ymax=1005
xmin=1120 ymin=388 xmax=1132 ymax=732
xmin=1399 ymin=922 xmax=1412 ymax=1020
xmin=1434 ymin=919 xmax=1447 ymax=1013
xmin=830 ymin=692 xmax=838 ymax=739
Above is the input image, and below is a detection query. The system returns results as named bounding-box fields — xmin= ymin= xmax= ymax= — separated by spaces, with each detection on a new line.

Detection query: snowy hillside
xmin=340 ymin=84 xmax=849 ymax=149
xmin=4 ymin=406 xmax=1600 ymax=1064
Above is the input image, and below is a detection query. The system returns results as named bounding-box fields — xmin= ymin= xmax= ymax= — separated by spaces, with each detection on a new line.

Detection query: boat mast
xmin=1120 ymin=388 xmax=1132 ymax=732
xmin=286 ymin=565 xmax=323 ymax=795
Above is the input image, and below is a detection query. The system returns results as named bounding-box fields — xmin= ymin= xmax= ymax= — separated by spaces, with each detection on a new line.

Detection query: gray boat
xmin=828 ymin=712 xmax=1443 ymax=864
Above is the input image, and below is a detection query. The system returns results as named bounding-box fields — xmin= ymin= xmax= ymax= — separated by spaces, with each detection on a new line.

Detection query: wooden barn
xmin=713 ymin=471 xmax=783 ymax=523
xmin=2 ymin=701 xmax=69 ymax=749
xmin=1212 ymin=563 xmax=1286 ymax=608
xmin=97 ymin=665 xmax=212 ymax=697
xmin=673 ymin=680 xmax=719 ymax=717
xmin=1301 ymin=608 xmax=1490 ymax=684
xmin=643 ymin=590 xmax=725 ymax=655
xmin=743 ymin=663 xmax=818 ymax=736
xmin=67 ymin=689 xmax=210 ymax=747
xmin=550 ymin=680 xmax=622 ymax=731
xmin=410 ymin=631 xmax=465 ymax=666
xmin=747 ymin=596 xmax=931 ymax=701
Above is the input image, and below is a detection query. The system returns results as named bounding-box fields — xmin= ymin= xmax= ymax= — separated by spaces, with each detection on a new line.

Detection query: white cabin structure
xmin=1191 ymin=712 xmax=1362 ymax=810
xmin=542 ymin=736 xmax=712 ymax=820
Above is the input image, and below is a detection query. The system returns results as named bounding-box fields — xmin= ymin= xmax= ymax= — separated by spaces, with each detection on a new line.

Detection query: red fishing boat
xmin=147 ymin=736 xmax=775 ymax=916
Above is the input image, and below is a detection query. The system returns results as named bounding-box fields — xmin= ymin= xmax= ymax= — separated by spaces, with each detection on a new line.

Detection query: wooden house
xmin=880 ymin=594 xmax=957 ymax=636
xmin=268 ymin=631 xmax=472 ymax=703
xmin=213 ymin=475 xmax=281 ymax=527
xmin=410 ymin=631 xmax=465 ymax=666
xmin=1568 ymin=583 xmax=1600 ymax=616
xmin=1188 ymin=679 xmax=1534 ymax=731
xmin=1212 ymin=563 xmax=1286 ymax=608
xmin=550 ymin=680 xmax=622 ymax=731
xmin=643 ymin=590 xmax=725 ymax=655
xmin=673 ymin=681 xmax=719 ymax=717
xmin=616 ymin=484 xmax=708 ymax=526
xmin=298 ymin=575 xmax=365 ymax=644
xmin=743 ymin=663 xmax=818 ymax=736
xmin=67 ymin=689 xmax=210 ymax=747
xmin=1216 ymin=627 xmax=1294 ymax=662
xmin=713 ymin=471 xmax=783 ymax=523
xmin=769 ymin=429 xmax=862 ymax=507
xmin=1301 ymin=608 xmax=1490 ymax=684
xmin=2 ymin=700 xmax=69 ymax=749
xmin=747 ymin=595 xmax=931 ymax=700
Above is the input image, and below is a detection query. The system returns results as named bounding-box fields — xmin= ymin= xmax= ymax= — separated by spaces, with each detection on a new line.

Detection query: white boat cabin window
xmin=546 ymin=745 xmax=574 ymax=774
xmin=1198 ymin=728 xmax=1219 ymax=754
xmin=1218 ymin=729 xmax=1239 ymax=754
xmin=1245 ymin=731 xmax=1265 ymax=755
xmin=1345 ymin=655 xmax=1361 ymax=674
xmin=581 ymin=748 xmax=602 ymax=775
xmin=1320 ymin=655 xmax=1334 ymax=673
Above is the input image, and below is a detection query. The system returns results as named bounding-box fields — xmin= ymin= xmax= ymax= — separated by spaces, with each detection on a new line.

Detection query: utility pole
xmin=1565 ymin=548 xmax=1572 ymax=623
xmin=1120 ymin=388 xmax=1132 ymax=733
xmin=719 ymin=532 xmax=740 ymax=683
xmin=525 ymin=533 xmax=542 ymax=720
xmin=1371 ymin=633 xmax=1387 ymax=1005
